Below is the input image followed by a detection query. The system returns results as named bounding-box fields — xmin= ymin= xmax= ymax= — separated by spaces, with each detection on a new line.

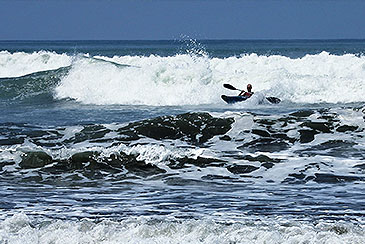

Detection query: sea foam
xmin=1 ymin=213 xmax=364 ymax=244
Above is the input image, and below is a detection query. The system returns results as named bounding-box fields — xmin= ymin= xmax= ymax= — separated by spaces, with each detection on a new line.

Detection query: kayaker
xmin=238 ymin=84 xmax=254 ymax=97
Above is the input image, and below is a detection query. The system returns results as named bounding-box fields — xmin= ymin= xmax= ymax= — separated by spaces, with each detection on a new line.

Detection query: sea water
xmin=0 ymin=40 xmax=365 ymax=243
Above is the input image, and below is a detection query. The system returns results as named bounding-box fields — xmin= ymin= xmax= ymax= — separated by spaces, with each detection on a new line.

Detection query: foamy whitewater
xmin=0 ymin=40 xmax=365 ymax=243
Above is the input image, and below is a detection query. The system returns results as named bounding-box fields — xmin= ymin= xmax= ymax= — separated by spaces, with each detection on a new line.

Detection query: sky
xmin=0 ymin=0 xmax=364 ymax=40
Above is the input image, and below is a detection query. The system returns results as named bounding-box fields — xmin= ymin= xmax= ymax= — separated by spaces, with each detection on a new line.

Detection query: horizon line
xmin=1 ymin=38 xmax=365 ymax=42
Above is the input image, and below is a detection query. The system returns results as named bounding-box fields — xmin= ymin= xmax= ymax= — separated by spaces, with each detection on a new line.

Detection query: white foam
xmin=1 ymin=213 xmax=364 ymax=244
xmin=54 ymin=52 xmax=365 ymax=105
xmin=0 ymin=51 xmax=72 ymax=78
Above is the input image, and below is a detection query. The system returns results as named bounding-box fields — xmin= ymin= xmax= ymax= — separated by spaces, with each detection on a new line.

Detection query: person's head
xmin=247 ymin=84 xmax=252 ymax=92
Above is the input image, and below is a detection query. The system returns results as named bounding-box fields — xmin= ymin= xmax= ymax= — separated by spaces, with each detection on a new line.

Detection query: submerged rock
xmin=118 ymin=112 xmax=234 ymax=144
xmin=336 ymin=125 xmax=359 ymax=132
xmin=289 ymin=110 xmax=315 ymax=118
xmin=313 ymin=173 xmax=363 ymax=184
xmin=299 ymin=129 xmax=318 ymax=143
xmin=238 ymin=138 xmax=289 ymax=153
xmin=227 ymin=164 xmax=259 ymax=174
xmin=300 ymin=121 xmax=332 ymax=133
xmin=19 ymin=151 xmax=53 ymax=169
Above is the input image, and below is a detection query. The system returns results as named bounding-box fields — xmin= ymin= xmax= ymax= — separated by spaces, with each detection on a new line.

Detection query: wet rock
xmin=313 ymin=173 xmax=363 ymax=183
xmin=289 ymin=110 xmax=314 ymax=118
xmin=227 ymin=164 xmax=259 ymax=174
xmin=299 ymin=129 xmax=318 ymax=143
xmin=251 ymin=129 xmax=270 ymax=137
xmin=243 ymin=154 xmax=282 ymax=163
xmin=219 ymin=135 xmax=231 ymax=141
xmin=0 ymin=161 xmax=15 ymax=171
xmin=254 ymin=119 xmax=276 ymax=126
xmin=19 ymin=151 xmax=53 ymax=169
xmin=122 ymin=156 xmax=166 ymax=178
xmin=336 ymin=125 xmax=358 ymax=132
xmin=65 ymin=125 xmax=111 ymax=144
xmin=261 ymin=162 xmax=274 ymax=169
xmin=272 ymin=133 xmax=296 ymax=143
xmin=69 ymin=151 xmax=100 ymax=169
xmin=119 ymin=112 xmax=234 ymax=144
xmin=353 ymin=163 xmax=365 ymax=170
xmin=201 ymin=174 xmax=234 ymax=180
xmin=300 ymin=121 xmax=332 ymax=133
xmin=239 ymin=138 xmax=289 ymax=153
xmin=296 ymin=140 xmax=359 ymax=158
xmin=289 ymin=173 xmax=306 ymax=180
xmin=282 ymin=173 xmax=307 ymax=184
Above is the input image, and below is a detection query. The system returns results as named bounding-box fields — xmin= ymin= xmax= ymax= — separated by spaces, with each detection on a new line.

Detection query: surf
xmin=54 ymin=52 xmax=365 ymax=105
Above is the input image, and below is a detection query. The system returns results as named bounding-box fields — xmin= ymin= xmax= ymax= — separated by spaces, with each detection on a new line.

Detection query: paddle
xmin=223 ymin=83 xmax=281 ymax=104
xmin=223 ymin=83 xmax=241 ymax=91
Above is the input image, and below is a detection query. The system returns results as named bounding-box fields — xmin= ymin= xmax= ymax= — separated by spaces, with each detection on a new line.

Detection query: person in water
xmin=238 ymin=84 xmax=254 ymax=97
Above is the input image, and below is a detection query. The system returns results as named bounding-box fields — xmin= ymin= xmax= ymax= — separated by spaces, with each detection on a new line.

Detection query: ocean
xmin=0 ymin=39 xmax=364 ymax=243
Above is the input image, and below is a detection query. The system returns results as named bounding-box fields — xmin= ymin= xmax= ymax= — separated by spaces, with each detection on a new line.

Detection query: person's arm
xmin=238 ymin=90 xmax=246 ymax=96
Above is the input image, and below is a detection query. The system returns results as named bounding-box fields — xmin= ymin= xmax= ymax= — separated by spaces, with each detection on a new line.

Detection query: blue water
xmin=0 ymin=40 xmax=365 ymax=243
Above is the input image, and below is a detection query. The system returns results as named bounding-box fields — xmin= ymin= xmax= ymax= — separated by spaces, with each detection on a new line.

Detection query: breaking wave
xmin=1 ymin=50 xmax=365 ymax=105
xmin=1 ymin=213 xmax=364 ymax=244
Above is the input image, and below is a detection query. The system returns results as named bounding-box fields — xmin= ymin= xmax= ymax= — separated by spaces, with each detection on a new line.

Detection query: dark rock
xmin=227 ymin=164 xmax=259 ymax=174
xmin=239 ymin=138 xmax=289 ymax=153
xmin=66 ymin=125 xmax=111 ymax=144
xmin=299 ymin=129 xmax=318 ymax=143
xmin=123 ymin=158 xmax=166 ymax=178
xmin=0 ymin=161 xmax=15 ymax=171
xmin=19 ymin=151 xmax=53 ymax=169
xmin=353 ymin=163 xmax=365 ymax=170
xmin=201 ymin=174 xmax=234 ymax=180
xmin=243 ymin=154 xmax=282 ymax=163
xmin=261 ymin=162 xmax=274 ymax=169
xmin=118 ymin=112 xmax=234 ymax=144
xmin=272 ymin=133 xmax=296 ymax=143
xmin=251 ymin=129 xmax=271 ymax=137
xmin=219 ymin=135 xmax=231 ymax=141
xmin=336 ymin=125 xmax=358 ymax=132
xmin=289 ymin=173 xmax=306 ymax=180
xmin=289 ymin=110 xmax=314 ymax=118
xmin=313 ymin=173 xmax=363 ymax=184
xmin=282 ymin=173 xmax=308 ymax=184
xmin=254 ymin=119 xmax=276 ymax=126
xmin=300 ymin=121 xmax=332 ymax=133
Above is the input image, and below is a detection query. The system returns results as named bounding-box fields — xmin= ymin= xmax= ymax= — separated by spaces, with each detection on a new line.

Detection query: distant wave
xmin=0 ymin=51 xmax=72 ymax=78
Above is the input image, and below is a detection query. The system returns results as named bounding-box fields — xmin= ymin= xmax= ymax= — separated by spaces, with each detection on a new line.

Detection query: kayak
xmin=221 ymin=95 xmax=250 ymax=104
xmin=221 ymin=95 xmax=281 ymax=104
